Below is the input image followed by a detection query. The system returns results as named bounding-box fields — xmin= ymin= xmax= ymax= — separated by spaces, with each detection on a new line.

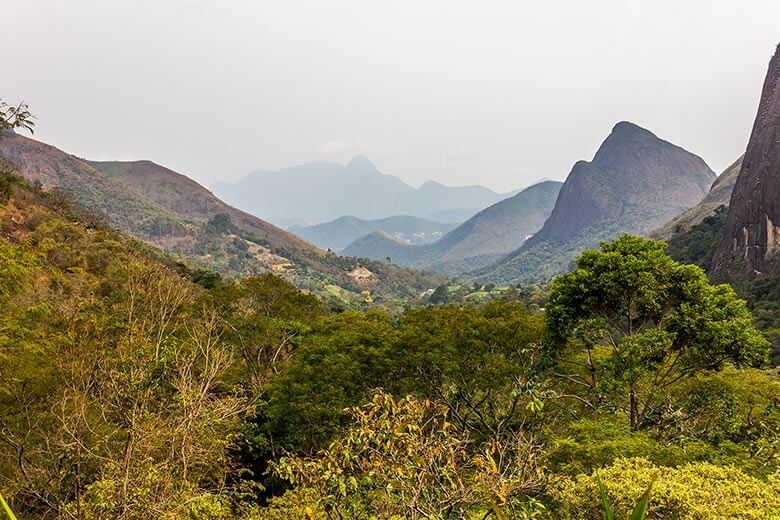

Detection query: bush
xmin=551 ymin=457 xmax=780 ymax=519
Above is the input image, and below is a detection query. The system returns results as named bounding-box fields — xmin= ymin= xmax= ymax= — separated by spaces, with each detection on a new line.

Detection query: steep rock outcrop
xmin=476 ymin=122 xmax=715 ymax=284
xmin=711 ymin=45 xmax=780 ymax=278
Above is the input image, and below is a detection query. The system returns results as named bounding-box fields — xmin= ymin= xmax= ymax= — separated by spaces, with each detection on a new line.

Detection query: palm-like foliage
xmin=0 ymin=494 xmax=18 ymax=520
xmin=597 ymin=475 xmax=654 ymax=520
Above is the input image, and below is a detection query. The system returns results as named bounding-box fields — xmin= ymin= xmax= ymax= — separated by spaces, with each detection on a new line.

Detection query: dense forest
xmin=1 ymin=161 xmax=779 ymax=519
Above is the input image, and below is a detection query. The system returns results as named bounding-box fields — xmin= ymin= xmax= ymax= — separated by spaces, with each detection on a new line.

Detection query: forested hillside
xmin=0 ymin=132 xmax=443 ymax=303
xmin=2 ymin=159 xmax=778 ymax=518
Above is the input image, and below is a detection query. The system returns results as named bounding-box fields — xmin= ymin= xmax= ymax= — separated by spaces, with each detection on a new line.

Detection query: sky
xmin=5 ymin=1 xmax=780 ymax=193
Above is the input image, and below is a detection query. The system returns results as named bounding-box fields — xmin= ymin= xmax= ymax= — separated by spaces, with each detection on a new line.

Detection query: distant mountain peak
xmin=346 ymin=155 xmax=379 ymax=174
xmin=213 ymin=158 xmax=514 ymax=224
xmin=474 ymin=122 xmax=715 ymax=284
xmin=611 ymin=120 xmax=649 ymax=134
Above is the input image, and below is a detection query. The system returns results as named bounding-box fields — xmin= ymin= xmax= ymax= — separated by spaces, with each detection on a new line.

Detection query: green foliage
xmin=0 ymin=99 xmax=35 ymax=134
xmin=256 ymin=487 xmax=325 ymax=519
xmin=273 ymin=390 xmax=546 ymax=519
xmin=261 ymin=301 xmax=547 ymax=453
xmin=731 ymin=272 xmax=780 ymax=364
xmin=263 ymin=310 xmax=397 ymax=451
xmin=597 ymin=473 xmax=653 ymax=520
xmin=546 ymin=235 xmax=770 ymax=430
xmin=393 ymin=302 xmax=547 ymax=437
xmin=204 ymin=212 xmax=236 ymax=234
xmin=551 ymin=418 xmax=713 ymax=473
xmin=0 ymin=493 xmax=18 ymax=520
xmin=552 ymin=457 xmax=780 ymax=519
xmin=2 ymin=167 xmax=779 ymax=520
xmin=666 ymin=205 xmax=728 ymax=271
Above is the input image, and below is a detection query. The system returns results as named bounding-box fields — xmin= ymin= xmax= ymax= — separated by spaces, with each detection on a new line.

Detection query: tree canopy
xmin=545 ymin=235 xmax=769 ymax=430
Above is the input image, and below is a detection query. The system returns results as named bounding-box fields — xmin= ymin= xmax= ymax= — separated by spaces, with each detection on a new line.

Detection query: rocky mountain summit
xmin=711 ymin=45 xmax=780 ymax=278
xmin=476 ymin=122 xmax=715 ymax=283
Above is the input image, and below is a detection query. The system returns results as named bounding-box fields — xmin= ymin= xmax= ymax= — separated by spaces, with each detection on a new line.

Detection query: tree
xmin=213 ymin=274 xmax=320 ymax=391
xmin=428 ymin=284 xmax=450 ymax=304
xmin=261 ymin=310 xmax=397 ymax=452
xmin=273 ymin=390 xmax=546 ymax=520
xmin=392 ymin=302 xmax=549 ymax=438
xmin=0 ymin=99 xmax=35 ymax=134
xmin=545 ymin=235 xmax=769 ymax=430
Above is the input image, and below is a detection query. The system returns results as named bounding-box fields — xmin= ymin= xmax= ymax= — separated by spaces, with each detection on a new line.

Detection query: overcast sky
xmin=5 ymin=1 xmax=780 ymax=192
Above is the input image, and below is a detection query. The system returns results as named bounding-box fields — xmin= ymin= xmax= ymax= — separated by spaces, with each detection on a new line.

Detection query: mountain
xmin=0 ymin=131 xmax=444 ymax=299
xmin=342 ymin=180 xmax=563 ymax=274
xmin=476 ymin=122 xmax=715 ymax=284
xmin=711 ymin=45 xmax=780 ymax=279
xmin=290 ymin=215 xmax=459 ymax=251
xmin=653 ymin=155 xmax=743 ymax=240
xmin=212 ymin=155 xmax=516 ymax=224
xmin=424 ymin=208 xmax=481 ymax=223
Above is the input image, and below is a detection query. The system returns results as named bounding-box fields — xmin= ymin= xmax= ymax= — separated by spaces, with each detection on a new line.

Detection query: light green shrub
xmin=552 ymin=457 xmax=780 ymax=519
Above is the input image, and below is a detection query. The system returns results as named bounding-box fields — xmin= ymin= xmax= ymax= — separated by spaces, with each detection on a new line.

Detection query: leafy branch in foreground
xmin=0 ymin=99 xmax=35 ymax=134
xmin=271 ymin=389 xmax=546 ymax=519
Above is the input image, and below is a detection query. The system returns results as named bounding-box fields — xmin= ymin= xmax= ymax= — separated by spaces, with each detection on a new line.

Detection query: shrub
xmin=551 ymin=457 xmax=780 ymax=519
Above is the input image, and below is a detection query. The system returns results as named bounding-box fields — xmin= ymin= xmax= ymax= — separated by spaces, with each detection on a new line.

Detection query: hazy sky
xmin=6 ymin=1 xmax=780 ymax=192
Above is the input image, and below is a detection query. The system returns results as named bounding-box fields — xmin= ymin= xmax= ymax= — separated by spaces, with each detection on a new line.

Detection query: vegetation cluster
xmin=1 ymin=166 xmax=779 ymax=519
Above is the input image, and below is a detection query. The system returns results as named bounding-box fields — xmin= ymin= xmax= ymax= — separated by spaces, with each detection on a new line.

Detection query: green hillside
xmin=2 ymin=173 xmax=776 ymax=518
xmin=0 ymin=133 xmax=443 ymax=301
xmin=343 ymin=180 xmax=563 ymax=274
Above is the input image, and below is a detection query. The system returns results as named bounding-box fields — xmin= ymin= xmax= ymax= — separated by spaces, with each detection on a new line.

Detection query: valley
xmin=2 ymin=6 xmax=780 ymax=519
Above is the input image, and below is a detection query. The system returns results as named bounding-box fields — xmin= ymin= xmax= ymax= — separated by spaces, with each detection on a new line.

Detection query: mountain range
xmin=290 ymin=215 xmax=459 ymax=251
xmin=212 ymin=155 xmax=520 ymax=225
xmin=0 ymin=131 xmax=443 ymax=299
xmin=475 ymin=122 xmax=715 ymax=284
xmin=341 ymin=180 xmax=563 ymax=274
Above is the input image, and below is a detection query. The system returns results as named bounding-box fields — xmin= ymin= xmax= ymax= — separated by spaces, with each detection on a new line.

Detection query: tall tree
xmin=545 ymin=235 xmax=769 ymax=430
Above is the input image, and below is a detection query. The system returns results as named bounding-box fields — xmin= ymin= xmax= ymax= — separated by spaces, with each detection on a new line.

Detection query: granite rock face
xmin=474 ymin=122 xmax=715 ymax=284
xmin=533 ymin=121 xmax=714 ymax=243
xmin=711 ymin=45 xmax=780 ymax=278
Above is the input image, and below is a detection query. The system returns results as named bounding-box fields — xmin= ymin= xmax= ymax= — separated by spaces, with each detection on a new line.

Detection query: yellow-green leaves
xmin=272 ymin=390 xmax=545 ymax=519
xmin=554 ymin=458 xmax=780 ymax=519
xmin=0 ymin=494 xmax=17 ymax=520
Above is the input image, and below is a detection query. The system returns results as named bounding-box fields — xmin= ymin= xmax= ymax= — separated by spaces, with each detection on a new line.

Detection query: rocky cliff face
xmin=711 ymin=45 xmax=780 ymax=278
xmin=475 ymin=122 xmax=715 ymax=284
xmin=533 ymin=121 xmax=714 ymax=243
xmin=653 ymin=155 xmax=743 ymax=240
